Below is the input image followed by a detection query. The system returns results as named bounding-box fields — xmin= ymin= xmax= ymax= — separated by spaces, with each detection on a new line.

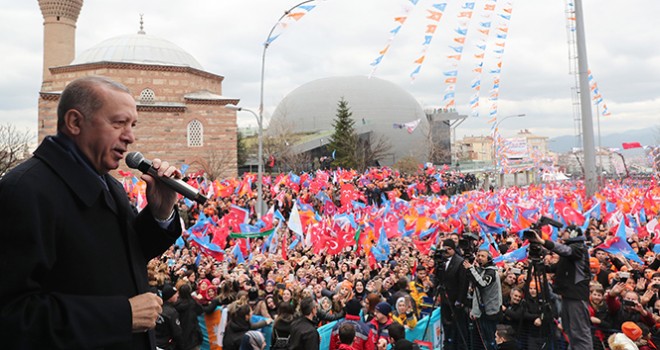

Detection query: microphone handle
xmin=136 ymin=160 xmax=208 ymax=205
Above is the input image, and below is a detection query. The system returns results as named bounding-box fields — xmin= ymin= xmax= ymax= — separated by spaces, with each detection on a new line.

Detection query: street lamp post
xmin=227 ymin=105 xmax=263 ymax=218
xmin=492 ymin=114 xmax=526 ymax=187
xmin=259 ymin=0 xmax=318 ymax=134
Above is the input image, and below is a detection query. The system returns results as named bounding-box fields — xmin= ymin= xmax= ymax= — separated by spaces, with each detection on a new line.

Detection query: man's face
xmin=510 ymin=290 xmax=522 ymax=305
xmin=74 ymin=86 xmax=137 ymax=174
xmin=443 ymin=246 xmax=455 ymax=258
xmin=476 ymin=251 xmax=490 ymax=265
xmin=504 ymin=273 xmax=516 ymax=285
xmin=375 ymin=310 xmax=388 ymax=323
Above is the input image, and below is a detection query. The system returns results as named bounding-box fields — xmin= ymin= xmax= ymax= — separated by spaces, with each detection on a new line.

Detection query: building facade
xmin=38 ymin=0 xmax=239 ymax=178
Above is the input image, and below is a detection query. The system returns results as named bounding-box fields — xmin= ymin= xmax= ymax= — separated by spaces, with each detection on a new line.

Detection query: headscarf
xmin=240 ymin=330 xmax=265 ymax=350
xmin=197 ymin=278 xmax=213 ymax=303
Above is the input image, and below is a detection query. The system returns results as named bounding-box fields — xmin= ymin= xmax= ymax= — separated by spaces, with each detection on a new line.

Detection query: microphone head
xmin=125 ymin=151 xmax=144 ymax=169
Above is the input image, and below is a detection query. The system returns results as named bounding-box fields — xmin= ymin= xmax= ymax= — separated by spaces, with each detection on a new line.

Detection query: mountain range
xmin=549 ymin=128 xmax=658 ymax=155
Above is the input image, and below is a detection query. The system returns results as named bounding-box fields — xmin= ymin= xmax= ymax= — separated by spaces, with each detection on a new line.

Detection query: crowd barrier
xmin=197 ymin=307 xmax=442 ymax=350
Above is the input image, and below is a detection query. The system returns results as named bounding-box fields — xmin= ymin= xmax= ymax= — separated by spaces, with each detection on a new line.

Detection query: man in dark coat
xmin=0 ymin=76 xmax=182 ymax=349
xmin=529 ymin=225 xmax=593 ymax=350
xmin=155 ymin=284 xmax=183 ymax=350
xmin=289 ymin=297 xmax=320 ymax=350
xmin=436 ymin=239 xmax=469 ymax=350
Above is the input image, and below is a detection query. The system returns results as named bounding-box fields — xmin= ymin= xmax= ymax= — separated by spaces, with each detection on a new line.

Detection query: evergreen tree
xmin=328 ymin=98 xmax=357 ymax=169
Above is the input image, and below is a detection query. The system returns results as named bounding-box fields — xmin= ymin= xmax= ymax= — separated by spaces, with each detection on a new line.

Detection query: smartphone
xmin=510 ymin=268 xmax=522 ymax=275
xmin=622 ymin=299 xmax=636 ymax=307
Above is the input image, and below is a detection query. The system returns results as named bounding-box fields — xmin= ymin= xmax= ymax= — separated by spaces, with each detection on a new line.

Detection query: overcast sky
xmin=2 ymin=0 xmax=659 ymax=144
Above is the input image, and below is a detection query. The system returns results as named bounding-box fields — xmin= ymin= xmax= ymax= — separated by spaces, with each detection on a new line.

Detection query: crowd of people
xmin=2 ymin=76 xmax=658 ymax=350
xmin=144 ymin=168 xmax=660 ymax=350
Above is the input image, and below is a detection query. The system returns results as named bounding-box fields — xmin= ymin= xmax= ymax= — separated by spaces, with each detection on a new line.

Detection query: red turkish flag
xmin=555 ymin=202 xmax=586 ymax=225
xmin=622 ymin=142 xmax=642 ymax=150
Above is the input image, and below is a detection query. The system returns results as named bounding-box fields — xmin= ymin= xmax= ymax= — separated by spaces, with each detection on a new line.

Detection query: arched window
xmin=187 ymin=120 xmax=203 ymax=147
xmin=139 ymin=88 xmax=155 ymax=104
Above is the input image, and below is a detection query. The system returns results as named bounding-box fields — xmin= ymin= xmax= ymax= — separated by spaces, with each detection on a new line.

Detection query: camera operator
xmin=435 ymin=239 xmax=469 ymax=350
xmin=527 ymin=225 xmax=592 ymax=350
xmin=463 ymin=249 xmax=502 ymax=350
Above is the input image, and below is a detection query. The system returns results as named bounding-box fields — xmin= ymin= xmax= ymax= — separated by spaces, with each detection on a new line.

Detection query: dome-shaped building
xmin=37 ymin=4 xmax=239 ymax=178
xmin=270 ymin=76 xmax=450 ymax=165
xmin=70 ymin=33 xmax=204 ymax=70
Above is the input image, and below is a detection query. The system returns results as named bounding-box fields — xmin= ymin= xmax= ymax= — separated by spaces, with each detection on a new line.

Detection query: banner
xmin=407 ymin=308 xmax=442 ymax=348
xmin=503 ymin=138 xmax=529 ymax=160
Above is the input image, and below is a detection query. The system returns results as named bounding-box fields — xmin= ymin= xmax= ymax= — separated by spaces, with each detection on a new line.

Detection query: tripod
xmin=524 ymin=253 xmax=559 ymax=350
xmin=421 ymin=282 xmax=471 ymax=350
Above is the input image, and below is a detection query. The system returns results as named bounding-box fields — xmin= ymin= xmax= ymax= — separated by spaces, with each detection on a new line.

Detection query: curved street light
xmin=259 ymin=0 xmax=319 ymax=121
xmin=237 ymin=0 xmax=319 ymax=218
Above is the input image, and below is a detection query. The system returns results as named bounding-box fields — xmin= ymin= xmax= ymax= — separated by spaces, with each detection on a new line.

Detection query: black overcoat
xmin=0 ymin=137 xmax=181 ymax=349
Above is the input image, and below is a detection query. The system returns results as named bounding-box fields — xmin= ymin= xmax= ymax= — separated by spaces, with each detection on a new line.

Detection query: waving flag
xmin=597 ymin=236 xmax=642 ymax=264
xmin=493 ymin=245 xmax=528 ymax=264
xmin=622 ymin=142 xmax=642 ymax=150
xmin=231 ymin=242 xmax=245 ymax=264
xmin=393 ymin=119 xmax=421 ymax=134
xmin=287 ymin=202 xmax=304 ymax=237
xmin=555 ymin=201 xmax=585 ymax=225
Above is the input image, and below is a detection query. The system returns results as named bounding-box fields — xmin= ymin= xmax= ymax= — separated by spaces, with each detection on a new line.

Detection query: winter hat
xmin=621 ymin=321 xmax=642 ymax=341
xmin=341 ymin=280 xmax=354 ymax=291
xmin=442 ymin=239 xmax=457 ymax=251
xmin=161 ymin=284 xmax=177 ymax=301
xmin=375 ymin=301 xmax=392 ymax=315
xmin=589 ymin=257 xmax=601 ymax=270
xmin=248 ymin=287 xmax=259 ymax=303
xmin=344 ymin=298 xmax=362 ymax=316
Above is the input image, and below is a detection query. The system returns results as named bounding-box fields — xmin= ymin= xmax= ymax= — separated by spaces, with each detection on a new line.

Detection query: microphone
xmin=125 ymin=152 xmax=208 ymax=205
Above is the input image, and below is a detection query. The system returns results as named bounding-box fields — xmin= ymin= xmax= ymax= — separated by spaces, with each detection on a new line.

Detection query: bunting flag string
xmin=369 ymin=0 xmax=420 ymax=78
xmin=410 ymin=2 xmax=448 ymax=81
xmin=265 ymin=4 xmax=318 ymax=46
xmin=442 ymin=1 xmax=476 ymax=109
xmin=469 ymin=0 xmax=498 ymax=117
xmin=487 ymin=1 xmax=514 ymax=121
xmin=587 ymin=70 xmax=612 ymax=117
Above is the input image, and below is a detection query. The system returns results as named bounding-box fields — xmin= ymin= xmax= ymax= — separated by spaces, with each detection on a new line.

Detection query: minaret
xmin=38 ymin=0 xmax=83 ymax=83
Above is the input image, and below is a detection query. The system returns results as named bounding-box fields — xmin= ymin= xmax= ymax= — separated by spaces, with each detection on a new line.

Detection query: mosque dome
xmin=70 ymin=32 xmax=203 ymax=70
xmin=270 ymin=76 xmax=430 ymax=163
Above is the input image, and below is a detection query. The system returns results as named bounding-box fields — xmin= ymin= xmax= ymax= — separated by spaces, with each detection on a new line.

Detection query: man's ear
xmin=62 ymin=109 xmax=85 ymax=136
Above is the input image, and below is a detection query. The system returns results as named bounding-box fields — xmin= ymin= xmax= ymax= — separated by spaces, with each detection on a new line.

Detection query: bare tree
xmin=394 ymin=156 xmax=419 ymax=174
xmin=354 ymin=133 xmax=392 ymax=171
xmin=263 ymin=115 xmax=311 ymax=173
xmin=0 ymin=123 xmax=32 ymax=176
xmin=191 ymin=148 xmax=236 ymax=181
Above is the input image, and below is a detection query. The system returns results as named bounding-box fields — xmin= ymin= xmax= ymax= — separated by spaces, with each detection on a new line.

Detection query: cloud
xmin=1 ymin=0 xmax=658 ymax=145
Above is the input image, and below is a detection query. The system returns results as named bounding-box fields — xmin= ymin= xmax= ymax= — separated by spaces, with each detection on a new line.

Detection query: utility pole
xmin=575 ymin=0 xmax=598 ymax=197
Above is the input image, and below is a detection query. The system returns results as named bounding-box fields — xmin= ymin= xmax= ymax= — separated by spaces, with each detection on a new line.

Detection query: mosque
xmin=37 ymin=0 xmax=239 ymax=178
xmin=36 ymin=0 xmax=453 ymax=177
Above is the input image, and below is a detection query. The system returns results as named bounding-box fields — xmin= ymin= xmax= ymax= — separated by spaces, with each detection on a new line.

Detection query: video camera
xmin=458 ymin=232 xmax=480 ymax=263
xmin=522 ymin=216 xmax=563 ymax=261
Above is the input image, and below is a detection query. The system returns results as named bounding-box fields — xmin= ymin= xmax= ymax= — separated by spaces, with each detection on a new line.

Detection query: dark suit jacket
xmin=438 ymin=254 xmax=468 ymax=306
xmin=0 ymin=136 xmax=181 ymax=349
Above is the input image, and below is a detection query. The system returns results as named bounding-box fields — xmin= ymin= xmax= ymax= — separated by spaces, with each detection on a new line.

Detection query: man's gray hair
xmin=57 ymin=76 xmax=130 ymax=131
